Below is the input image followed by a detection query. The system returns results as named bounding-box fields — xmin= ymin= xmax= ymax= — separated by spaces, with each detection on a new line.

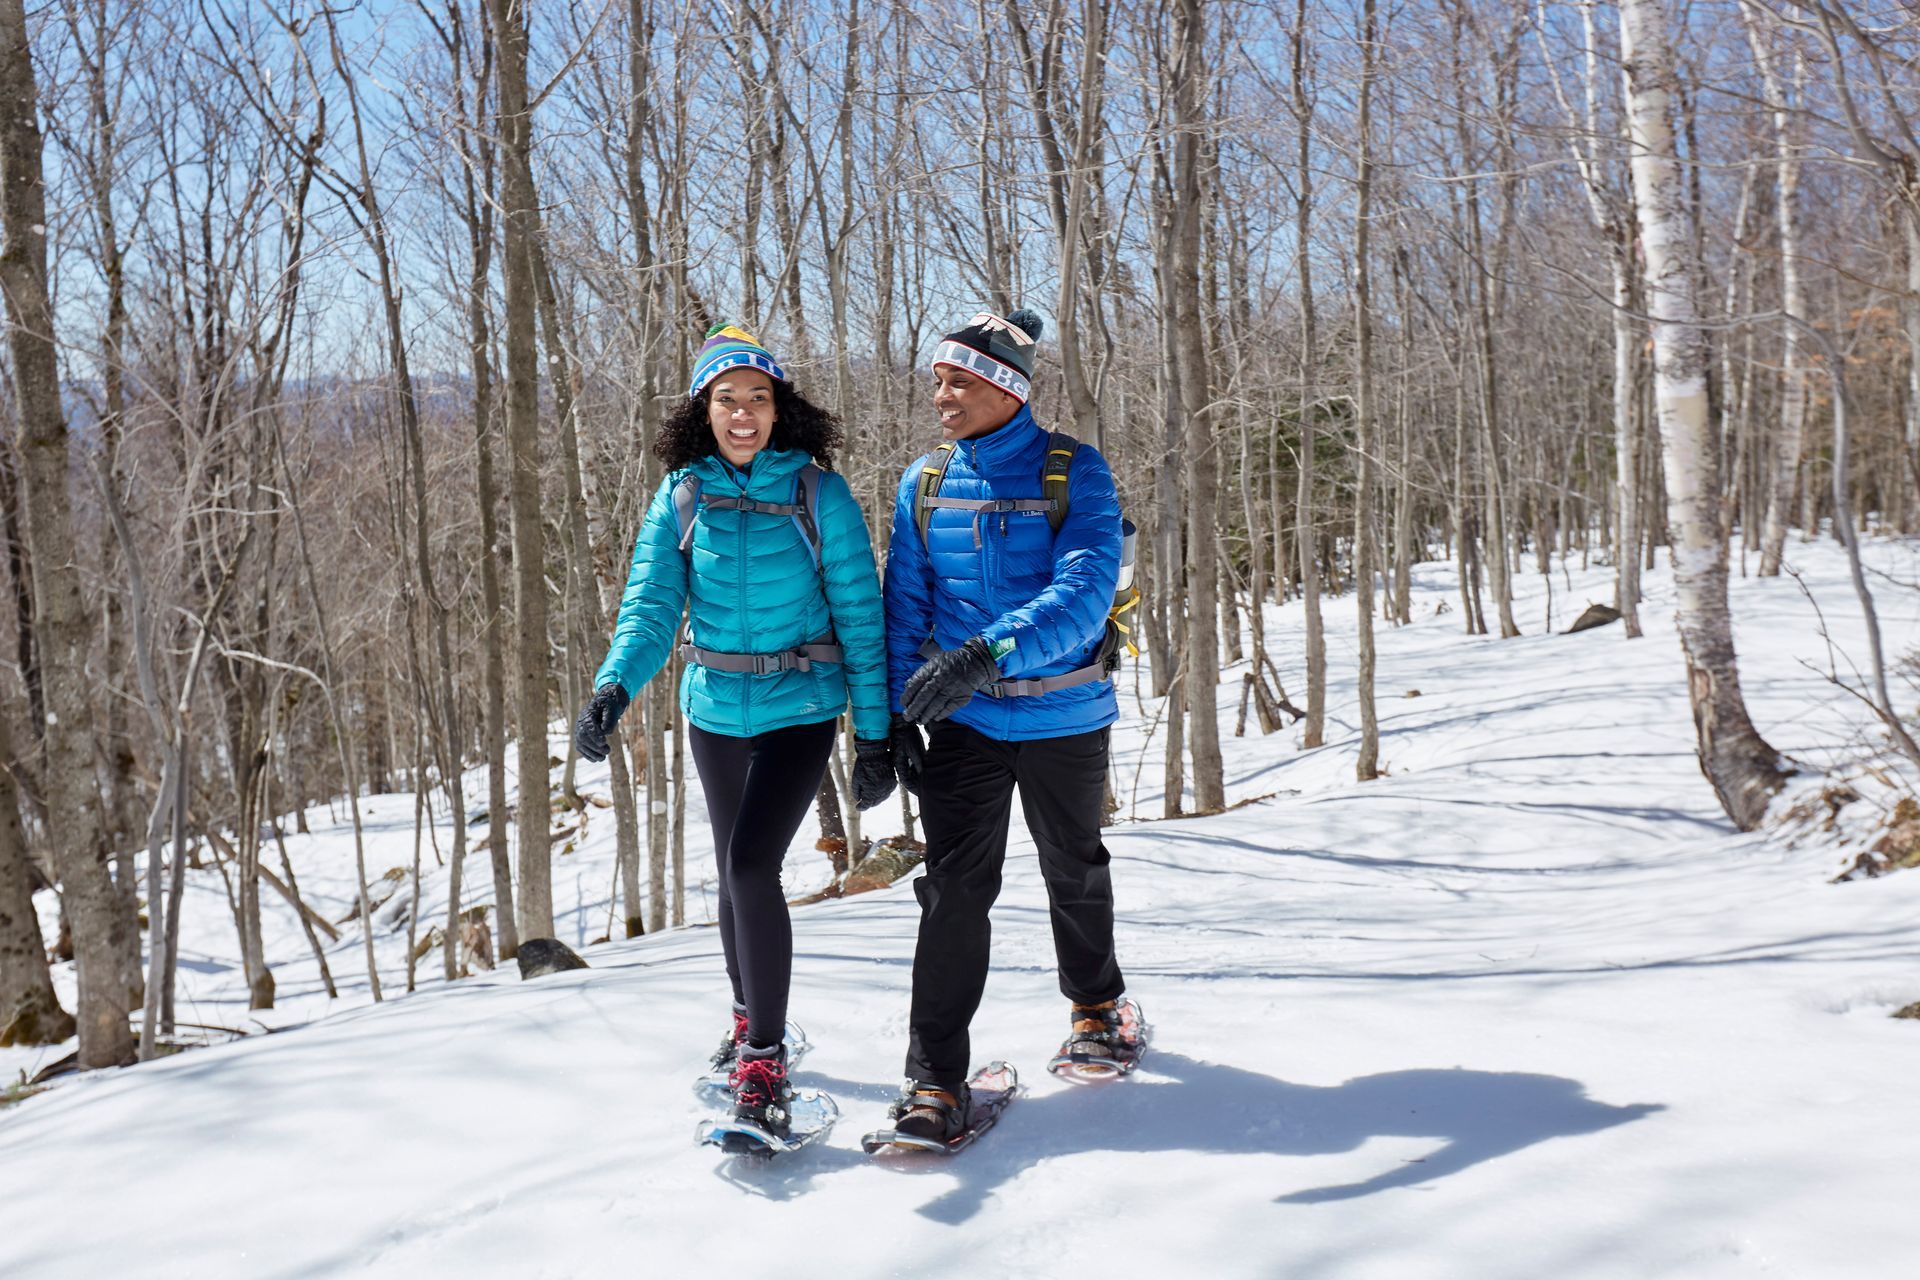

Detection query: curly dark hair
xmin=653 ymin=378 xmax=845 ymax=472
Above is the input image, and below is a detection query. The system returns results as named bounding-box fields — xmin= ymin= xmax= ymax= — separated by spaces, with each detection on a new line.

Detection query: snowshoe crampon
xmin=696 ymin=1090 xmax=838 ymax=1158
xmin=861 ymin=1062 xmax=1019 ymax=1156
xmin=1047 ymin=997 xmax=1149 ymax=1082
xmin=692 ymin=1020 xmax=811 ymax=1105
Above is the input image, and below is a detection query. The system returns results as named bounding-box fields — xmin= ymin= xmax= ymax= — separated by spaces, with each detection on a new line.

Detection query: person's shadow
xmin=805 ymin=1051 xmax=1661 ymax=1222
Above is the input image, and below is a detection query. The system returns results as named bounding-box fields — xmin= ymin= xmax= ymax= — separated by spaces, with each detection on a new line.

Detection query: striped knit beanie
xmin=689 ymin=323 xmax=788 ymax=398
xmin=930 ymin=308 xmax=1045 ymax=404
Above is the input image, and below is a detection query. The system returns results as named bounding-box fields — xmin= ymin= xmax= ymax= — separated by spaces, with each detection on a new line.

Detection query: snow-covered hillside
xmin=5 ymin=540 xmax=1920 ymax=1279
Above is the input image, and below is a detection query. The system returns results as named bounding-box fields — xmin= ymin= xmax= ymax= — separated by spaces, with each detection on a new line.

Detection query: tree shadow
xmin=856 ymin=1051 xmax=1660 ymax=1224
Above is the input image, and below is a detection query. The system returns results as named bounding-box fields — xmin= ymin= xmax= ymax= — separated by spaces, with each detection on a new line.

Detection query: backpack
xmin=913 ymin=431 xmax=1139 ymax=696
xmin=669 ymin=463 xmax=841 ymax=674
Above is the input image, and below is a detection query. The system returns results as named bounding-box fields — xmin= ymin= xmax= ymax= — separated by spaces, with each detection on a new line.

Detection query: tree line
xmin=2 ymin=0 xmax=1914 ymax=1071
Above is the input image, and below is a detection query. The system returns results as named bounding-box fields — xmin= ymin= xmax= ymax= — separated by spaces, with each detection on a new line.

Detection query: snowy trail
xmin=6 ymin=543 xmax=1920 ymax=1278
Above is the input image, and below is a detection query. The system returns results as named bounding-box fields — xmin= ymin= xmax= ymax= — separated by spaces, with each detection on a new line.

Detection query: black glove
xmin=890 ymin=714 xmax=926 ymax=798
xmin=573 ymin=684 xmax=630 ymax=763
xmin=852 ymin=737 xmax=896 ymax=811
xmin=902 ymin=636 xmax=1001 ymax=724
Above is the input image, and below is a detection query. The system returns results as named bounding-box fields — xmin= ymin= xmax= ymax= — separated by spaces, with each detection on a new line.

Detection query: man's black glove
xmin=852 ymin=737 xmax=896 ymax=811
xmin=902 ymin=636 xmax=1000 ymax=724
xmin=890 ymin=714 xmax=926 ymax=798
xmin=573 ymin=684 xmax=630 ymax=763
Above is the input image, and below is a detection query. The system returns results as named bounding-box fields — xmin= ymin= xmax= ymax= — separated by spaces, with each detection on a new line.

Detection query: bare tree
xmin=1741 ymin=3 xmax=1809 ymax=577
xmin=0 ymin=0 xmax=133 ymax=1067
xmin=1620 ymin=0 xmax=1786 ymax=830
xmin=0 ymin=704 xmax=70 ymax=1046
xmin=490 ymin=0 xmax=554 ymax=942
xmin=1353 ymin=0 xmax=1381 ymax=782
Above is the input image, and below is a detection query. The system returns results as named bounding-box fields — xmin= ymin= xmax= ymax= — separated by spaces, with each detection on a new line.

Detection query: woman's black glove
xmin=852 ymin=737 xmax=897 ymax=811
xmin=573 ymin=684 xmax=630 ymax=763
xmin=902 ymin=636 xmax=1000 ymax=724
xmin=890 ymin=714 xmax=926 ymax=798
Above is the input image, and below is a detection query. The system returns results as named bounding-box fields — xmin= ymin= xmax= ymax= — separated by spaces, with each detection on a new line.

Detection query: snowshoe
xmin=861 ymin=1062 xmax=1019 ymax=1156
xmin=697 ymin=1042 xmax=838 ymax=1158
xmin=693 ymin=1018 xmax=810 ymax=1103
xmin=697 ymin=1091 xmax=839 ymax=1157
xmin=1047 ymin=996 xmax=1149 ymax=1082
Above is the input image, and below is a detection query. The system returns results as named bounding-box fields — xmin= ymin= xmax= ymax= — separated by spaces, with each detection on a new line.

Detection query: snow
xmin=6 ymin=537 xmax=1920 ymax=1278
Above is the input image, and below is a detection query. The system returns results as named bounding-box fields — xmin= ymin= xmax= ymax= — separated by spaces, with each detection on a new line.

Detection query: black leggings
xmin=688 ymin=717 xmax=837 ymax=1048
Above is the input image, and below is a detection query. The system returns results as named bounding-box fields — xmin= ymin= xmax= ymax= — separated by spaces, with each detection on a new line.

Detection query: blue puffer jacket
xmin=594 ymin=447 xmax=889 ymax=742
xmin=884 ymin=404 xmax=1122 ymax=741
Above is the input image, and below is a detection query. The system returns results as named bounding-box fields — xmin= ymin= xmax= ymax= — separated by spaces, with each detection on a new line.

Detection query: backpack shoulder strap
xmin=792 ymin=463 xmax=824 ymax=571
xmin=672 ymin=473 xmax=703 ymax=554
xmin=1042 ymin=431 xmax=1079 ymax=533
xmin=914 ymin=443 xmax=958 ymax=545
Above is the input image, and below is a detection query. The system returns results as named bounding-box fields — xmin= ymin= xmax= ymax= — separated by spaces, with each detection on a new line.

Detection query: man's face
xmin=932 ymin=363 xmax=1021 ymax=440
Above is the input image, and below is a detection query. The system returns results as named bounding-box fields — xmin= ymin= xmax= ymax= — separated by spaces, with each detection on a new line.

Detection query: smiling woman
xmin=650 ymin=326 xmax=844 ymax=473
xmin=572 ymin=321 xmax=893 ymax=1154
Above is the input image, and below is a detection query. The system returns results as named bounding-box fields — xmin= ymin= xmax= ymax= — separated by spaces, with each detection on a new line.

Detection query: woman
xmin=574 ymin=323 xmax=896 ymax=1137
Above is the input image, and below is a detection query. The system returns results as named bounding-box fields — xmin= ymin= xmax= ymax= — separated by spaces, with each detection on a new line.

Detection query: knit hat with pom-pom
xmin=689 ymin=322 xmax=788 ymax=398
xmin=930 ymin=308 xmax=1045 ymax=403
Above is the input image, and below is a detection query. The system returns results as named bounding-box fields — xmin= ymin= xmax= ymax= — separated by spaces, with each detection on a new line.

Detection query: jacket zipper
xmin=738 ymin=476 xmax=753 ymax=733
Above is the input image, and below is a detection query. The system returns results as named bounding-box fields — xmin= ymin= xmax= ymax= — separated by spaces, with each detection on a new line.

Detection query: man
xmin=882 ymin=307 xmax=1129 ymax=1142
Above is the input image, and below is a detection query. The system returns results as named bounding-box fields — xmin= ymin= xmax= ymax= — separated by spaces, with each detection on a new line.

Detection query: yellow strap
xmin=1044 ymin=473 xmax=1069 ymax=482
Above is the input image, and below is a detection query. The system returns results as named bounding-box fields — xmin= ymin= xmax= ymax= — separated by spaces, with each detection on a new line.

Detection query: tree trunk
xmin=0 ymin=704 xmax=70 ymax=1046
xmin=1620 ymin=0 xmax=1785 ymax=831
xmin=1743 ymin=9 xmax=1806 ymax=578
xmin=1353 ymin=0 xmax=1380 ymax=782
xmin=491 ymin=0 xmax=554 ymax=942
xmin=1171 ymin=0 xmax=1223 ymax=813
xmin=449 ymin=0 xmax=516 ymax=962
xmin=1293 ymin=0 xmax=1326 ymax=747
xmin=0 ymin=0 xmax=133 ymax=1068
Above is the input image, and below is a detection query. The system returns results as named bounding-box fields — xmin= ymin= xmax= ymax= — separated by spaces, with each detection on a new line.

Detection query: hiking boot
xmin=728 ymin=1042 xmax=794 ymax=1137
xmin=1064 ymin=999 xmax=1122 ymax=1060
xmin=889 ymin=1080 xmax=971 ymax=1143
xmin=708 ymin=1006 xmax=750 ymax=1072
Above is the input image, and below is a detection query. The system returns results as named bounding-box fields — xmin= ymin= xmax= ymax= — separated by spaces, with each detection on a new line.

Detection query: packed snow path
xmin=5 ymin=542 xmax=1920 ymax=1278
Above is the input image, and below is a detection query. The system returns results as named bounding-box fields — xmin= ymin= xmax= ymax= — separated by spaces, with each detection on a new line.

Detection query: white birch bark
xmin=1619 ymin=0 xmax=1784 ymax=831
xmin=1740 ymin=5 xmax=1807 ymax=576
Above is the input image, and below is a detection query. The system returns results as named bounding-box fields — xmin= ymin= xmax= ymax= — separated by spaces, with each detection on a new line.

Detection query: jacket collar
xmin=957 ymin=403 xmax=1040 ymax=474
xmin=691 ymin=446 xmax=810 ymax=495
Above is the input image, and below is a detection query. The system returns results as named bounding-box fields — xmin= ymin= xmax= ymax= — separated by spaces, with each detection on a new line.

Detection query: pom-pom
xmin=1006 ymin=308 xmax=1045 ymax=343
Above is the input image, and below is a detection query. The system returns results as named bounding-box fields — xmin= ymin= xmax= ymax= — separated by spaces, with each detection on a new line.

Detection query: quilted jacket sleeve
xmin=593 ymin=473 xmax=690 ymax=699
xmin=882 ymin=460 xmax=935 ymax=715
xmin=817 ymin=470 xmax=889 ymax=741
xmin=977 ymin=444 xmax=1122 ymax=675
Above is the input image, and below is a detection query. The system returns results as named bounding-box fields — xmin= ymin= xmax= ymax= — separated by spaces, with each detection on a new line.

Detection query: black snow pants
xmin=905 ymin=721 xmax=1125 ymax=1090
xmin=688 ymin=717 xmax=837 ymax=1048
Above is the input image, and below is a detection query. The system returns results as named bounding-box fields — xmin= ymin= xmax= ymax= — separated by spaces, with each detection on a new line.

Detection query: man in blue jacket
xmin=883 ymin=308 xmax=1129 ymax=1142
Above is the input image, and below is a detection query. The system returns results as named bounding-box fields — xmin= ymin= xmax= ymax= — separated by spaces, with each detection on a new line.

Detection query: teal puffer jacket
xmin=593 ymin=448 xmax=889 ymax=742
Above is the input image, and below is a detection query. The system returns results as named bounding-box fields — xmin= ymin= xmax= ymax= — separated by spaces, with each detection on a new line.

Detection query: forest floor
xmin=5 ymin=537 xmax=1920 ymax=1278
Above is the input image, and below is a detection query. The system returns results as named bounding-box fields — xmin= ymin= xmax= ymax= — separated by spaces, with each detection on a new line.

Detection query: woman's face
xmin=708 ymin=370 xmax=778 ymax=467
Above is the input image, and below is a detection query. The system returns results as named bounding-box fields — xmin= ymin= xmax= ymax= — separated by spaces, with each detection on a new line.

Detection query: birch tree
xmin=1619 ymin=0 xmax=1785 ymax=830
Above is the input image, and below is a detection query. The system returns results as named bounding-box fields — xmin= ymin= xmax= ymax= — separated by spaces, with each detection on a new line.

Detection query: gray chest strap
xmin=915 ymin=638 xmax=1109 ymax=698
xmin=919 ymin=495 xmax=1057 ymax=548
